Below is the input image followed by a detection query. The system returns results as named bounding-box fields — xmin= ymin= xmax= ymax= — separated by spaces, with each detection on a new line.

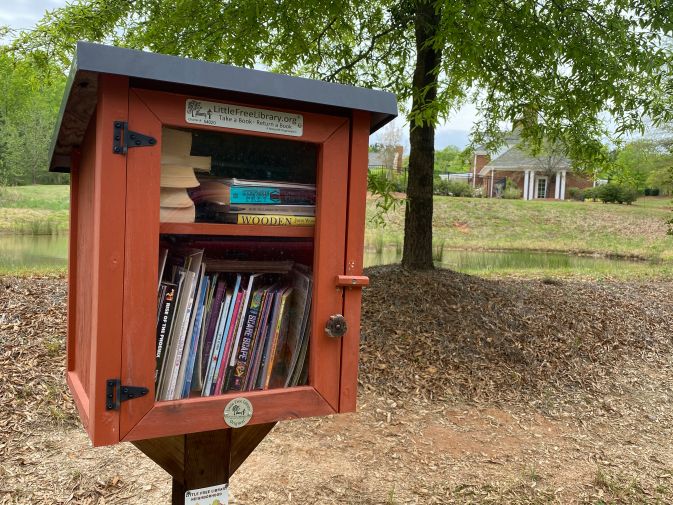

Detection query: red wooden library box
xmin=49 ymin=42 xmax=397 ymax=447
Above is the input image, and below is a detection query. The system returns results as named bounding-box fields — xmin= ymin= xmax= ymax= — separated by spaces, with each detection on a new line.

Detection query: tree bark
xmin=402 ymin=1 xmax=442 ymax=270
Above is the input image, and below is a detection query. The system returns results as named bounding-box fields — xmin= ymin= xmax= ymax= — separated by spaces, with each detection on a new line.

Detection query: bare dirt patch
xmin=2 ymin=267 xmax=673 ymax=504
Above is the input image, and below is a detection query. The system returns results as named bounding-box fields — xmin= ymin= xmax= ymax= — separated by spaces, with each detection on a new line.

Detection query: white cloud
xmin=0 ymin=0 xmax=64 ymax=30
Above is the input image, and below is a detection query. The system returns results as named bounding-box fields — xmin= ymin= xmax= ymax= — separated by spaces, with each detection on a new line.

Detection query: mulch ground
xmin=2 ymin=267 xmax=673 ymax=504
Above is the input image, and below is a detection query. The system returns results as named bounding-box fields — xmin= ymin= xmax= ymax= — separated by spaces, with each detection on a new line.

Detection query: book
xmin=162 ymin=249 xmax=203 ymax=400
xmin=190 ymin=179 xmax=316 ymax=206
xmin=200 ymin=279 xmax=226 ymax=382
xmin=266 ymin=287 xmax=294 ymax=389
xmin=230 ymin=214 xmax=315 ymax=226
xmin=157 ymin=268 xmax=194 ymax=400
xmin=215 ymin=289 xmax=245 ymax=394
xmin=226 ymin=204 xmax=314 ymax=216
xmin=181 ymin=274 xmax=210 ymax=398
xmin=256 ymin=289 xmax=284 ymax=389
xmin=173 ymin=262 xmax=206 ymax=399
xmin=228 ymin=287 xmax=265 ymax=391
xmin=284 ymin=268 xmax=313 ymax=387
xmin=244 ymin=286 xmax=275 ymax=391
xmin=155 ymin=282 xmax=177 ymax=386
xmin=201 ymin=289 xmax=233 ymax=396
xmin=191 ymin=274 xmax=219 ymax=392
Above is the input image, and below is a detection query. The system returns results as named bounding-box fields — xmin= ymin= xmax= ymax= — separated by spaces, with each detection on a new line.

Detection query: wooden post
xmin=133 ymin=423 xmax=276 ymax=504
xmin=171 ymin=430 xmax=232 ymax=505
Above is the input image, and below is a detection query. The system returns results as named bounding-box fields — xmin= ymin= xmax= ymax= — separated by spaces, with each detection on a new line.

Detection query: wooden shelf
xmin=160 ymin=222 xmax=315 ymax=238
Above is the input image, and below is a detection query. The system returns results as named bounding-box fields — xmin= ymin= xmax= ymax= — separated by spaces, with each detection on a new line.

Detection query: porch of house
xmin=483 ymin=169 xmax=568 ymax=200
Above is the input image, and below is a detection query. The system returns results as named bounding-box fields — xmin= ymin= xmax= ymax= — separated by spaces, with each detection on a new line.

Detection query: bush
xmin=567 ymin=187 xmax=585 ymax=201
xmin=584 ymin=187 xmax=599 ymax=201
xmin=501 ymin=186 xmax=522 ymax=199
xmin=434 ymin=179 xmax=474 ymax=197
xmin=596 ymin=183 xmax=639 ymax=204
xmin=618 ymin=186 xmax=639 ymax=205
xmin=644 ymin=188 xmax=660 ymax=196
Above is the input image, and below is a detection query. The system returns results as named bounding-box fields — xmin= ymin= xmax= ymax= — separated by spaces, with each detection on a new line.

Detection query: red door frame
xmin=118 ymin=88 xmax=351 ymax=442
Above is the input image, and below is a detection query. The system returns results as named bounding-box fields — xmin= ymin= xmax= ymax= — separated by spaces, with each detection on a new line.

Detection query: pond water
xmin=364 ymin=245 xmax=652 ymax=276
xmin=0 ymin=233 xmax=652 ymax=277
xmin=0 ymin=234 xmax=68 ymax=270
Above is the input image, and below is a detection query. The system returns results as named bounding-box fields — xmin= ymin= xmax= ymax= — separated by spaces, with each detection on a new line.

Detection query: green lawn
xmin=0 ymin=184 xmax=70 ymax=210
xmin=367 ymin=195 xmax=673 ymax=262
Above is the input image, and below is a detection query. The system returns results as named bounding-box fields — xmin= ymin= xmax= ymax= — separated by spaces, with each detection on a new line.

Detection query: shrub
xmin=596 ymin=183 xmax=639 ymax=204
xmin=618 ymin=186 xmax=639 ymax=205
xmin=584 ymin=187 xmax=599 ymax=201
xmin=567 ymin=187 xmax=585 ymax=201
xmin=434 ymin=179 xmax=473 ymax=197
xmin=644 ymin=188 xmax=660 ymax=196
xmin=501 ymin=186 xmax=522 ymax=199
xmin=598 ymin=183 xmax=622 ymax=203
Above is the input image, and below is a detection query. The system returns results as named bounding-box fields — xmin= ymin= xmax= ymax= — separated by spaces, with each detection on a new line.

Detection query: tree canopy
xmin=6 ymin=0 xmax=673 ymax=267
xmin=0 ymin=50 xmax=65 ymax=186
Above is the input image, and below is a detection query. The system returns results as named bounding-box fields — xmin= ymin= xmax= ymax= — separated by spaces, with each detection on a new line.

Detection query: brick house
xmin=473 ymin=138 xmax=593 ymax=200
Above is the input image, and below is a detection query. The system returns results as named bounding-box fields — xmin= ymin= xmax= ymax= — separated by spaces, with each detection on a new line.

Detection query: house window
xmin=536 ymin=177 xmax=547 ymax=198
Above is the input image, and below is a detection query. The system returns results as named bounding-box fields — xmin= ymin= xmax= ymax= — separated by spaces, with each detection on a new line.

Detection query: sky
xmin=0 ymin=0 xmax=477 ymax=151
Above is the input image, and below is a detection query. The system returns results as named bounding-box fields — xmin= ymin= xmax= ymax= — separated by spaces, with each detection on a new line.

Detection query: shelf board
xmin=160 ymin=222 xmax=315 ymax=238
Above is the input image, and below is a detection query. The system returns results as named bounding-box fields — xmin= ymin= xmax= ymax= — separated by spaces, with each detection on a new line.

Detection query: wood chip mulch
xmin=2 ymin=267 xmax=673 ymax=504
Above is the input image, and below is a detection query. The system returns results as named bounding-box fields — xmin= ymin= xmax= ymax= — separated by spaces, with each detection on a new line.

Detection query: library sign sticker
xmin=223 ymin=397 xmax=253 ymax=428
xmin=185 ymin=483 xmax=228 ymax=505
xmin=186 ymin=99 xmax=303 ymax=137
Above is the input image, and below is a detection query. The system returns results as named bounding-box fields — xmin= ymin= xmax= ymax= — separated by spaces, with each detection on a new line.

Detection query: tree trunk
xmin=402 ymin=2 xmax=442 ymax=270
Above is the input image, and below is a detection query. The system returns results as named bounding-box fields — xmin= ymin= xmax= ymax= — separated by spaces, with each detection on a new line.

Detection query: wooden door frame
xmin=120 ymin=88 xmax=350 ymax=442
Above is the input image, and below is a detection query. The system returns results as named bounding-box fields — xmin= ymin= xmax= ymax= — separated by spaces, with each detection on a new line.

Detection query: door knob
xmin=325 ymin=314 xmax=348 ymax=338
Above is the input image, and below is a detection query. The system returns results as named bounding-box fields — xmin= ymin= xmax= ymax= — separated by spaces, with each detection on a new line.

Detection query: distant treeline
xmin=0 ymin=49 xmax=67 ymax=186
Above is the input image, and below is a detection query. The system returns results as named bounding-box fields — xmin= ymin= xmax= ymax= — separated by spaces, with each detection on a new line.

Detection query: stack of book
xmin=160 ymin=128 xmax=211 ymax=223
xmin=190 ymin=178 xmax=316 ymax=226
xmin=155 ymin=247 xmax=312 ymax=401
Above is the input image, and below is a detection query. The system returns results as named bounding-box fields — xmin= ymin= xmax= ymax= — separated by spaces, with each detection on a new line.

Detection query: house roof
xmin=480 ymin=144 xmax=571 ymax=176
xmin=49 ymin=42 xmax=398 ymax=172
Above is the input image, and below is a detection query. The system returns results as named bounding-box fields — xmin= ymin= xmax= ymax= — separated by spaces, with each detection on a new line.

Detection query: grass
xmin=0 ymin=184 xmax=70 ymax=210
xmin=367 ymin=195 xmax=673 ymax=262
xmin=0 ymin=185 xmax=69 ymax=235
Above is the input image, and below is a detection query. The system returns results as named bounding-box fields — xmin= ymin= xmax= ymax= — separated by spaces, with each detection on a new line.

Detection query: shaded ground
xmin=2 ymin=267 xmax=673 ymax=504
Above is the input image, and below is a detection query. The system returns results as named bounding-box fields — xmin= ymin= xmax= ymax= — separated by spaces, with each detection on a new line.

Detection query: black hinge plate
xmin=112 ymin=121 xmax=157 ymax=154
xmin=106 ymin=379 xmax=149 ymax=411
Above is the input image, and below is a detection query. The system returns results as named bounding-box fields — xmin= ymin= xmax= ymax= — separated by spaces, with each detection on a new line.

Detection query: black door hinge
xmin=112 ymin=121 xmax=157 ymax=154
xmin=106 ymin=379 xmax=149 ymax=410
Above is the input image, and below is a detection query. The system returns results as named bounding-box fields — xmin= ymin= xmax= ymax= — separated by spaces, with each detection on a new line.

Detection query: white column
xmin=555 ymin=172 xmax=561 ymax=199
xmin=560 ymin=171 xmax=567 ymax=200
xmin=490 ymin=169 xmax=495 ymax=198
xmin=523 ymin=170 xmax=529 ymax=200
xmin=529 ymin=171 xmax=536 ymax=199
xmin=472 ymin=154 xmax=477 ymax=188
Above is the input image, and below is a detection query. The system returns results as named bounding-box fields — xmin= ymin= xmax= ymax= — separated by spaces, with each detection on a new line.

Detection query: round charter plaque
xmin=223 ymin=398 xmax=253 ymax=428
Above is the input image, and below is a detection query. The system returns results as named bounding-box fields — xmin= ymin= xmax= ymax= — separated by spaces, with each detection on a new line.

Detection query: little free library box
xmin=50 ymin=39 xmax=397 ymax=464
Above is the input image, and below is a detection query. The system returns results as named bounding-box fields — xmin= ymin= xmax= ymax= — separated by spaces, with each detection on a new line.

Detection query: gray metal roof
xmin=49 ymin=42 xmax=398 ymax=172
xmin=480 ymin=144 xmax=571 ymax=175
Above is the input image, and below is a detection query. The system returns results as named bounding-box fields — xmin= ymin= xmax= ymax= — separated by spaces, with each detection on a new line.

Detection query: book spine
xmin=228 ymin=290 xmax=264 ymax=391
xmin=236 ymin=214 xmax=315 ymax=226
xmin=230 ymin=187 xmax=315 ymax=205
xmin=214 ymin=291 xmax=245 ymax=394
xmin=165 ymin=273 xmax=197 ymax=400
xmin=202 ymin=293 xmax=231 ymax=396
xmin=181 ymin=277 xmax=210 ymax=398
xmin=155 ymin=283 xmax=177 ymax=386
xmin=201 ymin=280 xmax=226 ymax=380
